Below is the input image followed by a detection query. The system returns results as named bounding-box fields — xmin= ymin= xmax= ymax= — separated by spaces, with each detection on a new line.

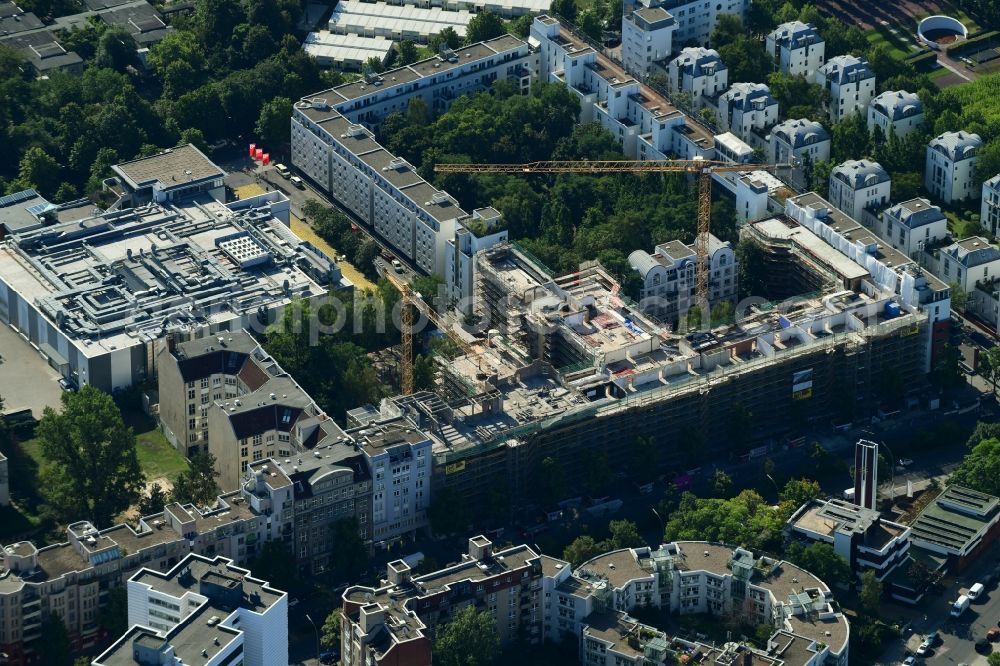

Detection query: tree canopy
xmin=35 ymin=386 xmax=145 ymax=527
xmin=949 ymin=437 xmax=1000 ymax=495
xmin=435 ymin=606 xmax=500 ymax=666
xmin=171 ymin=452 xmax=221 ymax=506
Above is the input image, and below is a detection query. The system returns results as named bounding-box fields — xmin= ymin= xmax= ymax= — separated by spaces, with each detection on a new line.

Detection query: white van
xmin=950 ymin=594 xmax=970 ymax=617
xmin=274 ymin=163 xmax=290 ymax=178
xmin=968 ymin=582 xmax=984 ymax=600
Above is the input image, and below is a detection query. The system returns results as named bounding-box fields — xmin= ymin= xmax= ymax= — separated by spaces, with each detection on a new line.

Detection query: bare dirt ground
xmin=816 ymin=0 xmax=947 ymax=31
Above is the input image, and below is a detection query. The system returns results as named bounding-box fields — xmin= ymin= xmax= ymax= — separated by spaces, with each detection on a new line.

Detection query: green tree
xmin=255 ymin=96 xmax=293 ymax=145
xmin=138 ymin=482 xmax=169 ymax=517
xmin=906 ymin=558 xmax=935 ymax=588
xmin=627 ymin=435 xmax=658 ymax=483
xmin=38 ymin=613 xmax=72 ymax=665
xmin=665 ymin=490 xmax=787 ymax=551
xmin=36 ymin=386 xmax=145 ymax=527
xmin=435 ymin=606 xmax=500 ymax=666
xmin=17 ymin=146 xmax=61 ymax=197
xmin=967 ymin=421 xmax=1000 ymax=448
xmin=608 ymin=519 xmax=643 ymax=549
xmin=858 ymin=569 xmax=882 ymax=617
xmin=578 ymin=9 xmax=604 ymax=40
xmin=413 ymin=353 xmax=437 ymax=391
xmin=550 ymin=0 xmax=577 ymax=21
xmin=988 ymin=652 xmax=1000 ymax=666
xmin=247 ymin=540 xmax=298 ymax=592
xmin=330 ymin=518 xmax=368 ymax=581
xmin=890 ymin=171 xmax=923 ymax=202
xmin=737 ymin=238 xmax=767 ymax=298
xmin=950 ymin=437 xmax=1000 ymax=495
xmin=429 ymin=27 xmax=462 ymax=52
xmin=981 ymin=343 xmax=1000 ymax=395
xmin=321 ymin=608 xmax=342 ymax=649
xmin=364 ymin=56 xmax=385 ymax=74
xmin=784 ymin=541 xmax=851 ymax=587
xmin=830 ymin=111 xmax=870 ymax=163
xmin=779 ymin=478 xmax=823 ymax=508
xmin=179 ymin=128 xmax=210 ymax=154
xmin=465 ymin=11 xmax=505 ymax=44
xmin=711 ymin=468 xmax=733 ymax=497
xmin=397 ymin=39 xmax=419 ymax=65
xmin=428 ymin=486 xmax=470 ymax=536
xmin=171 ymin=452 xmax=220 ymax=506
xmin=99 ymin=586 xmax=128 ymax=638
xmin=563 ymin=535 xmax=603 ymax=567
xmin=94 ymin=26 xmax=138 ymax=72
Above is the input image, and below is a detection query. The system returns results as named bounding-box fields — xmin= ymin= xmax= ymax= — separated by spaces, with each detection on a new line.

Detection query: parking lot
xmin=0 ymin=324 xmax=64 ymax=416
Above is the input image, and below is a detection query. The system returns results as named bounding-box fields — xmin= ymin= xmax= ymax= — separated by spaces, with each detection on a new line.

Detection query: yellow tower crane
xmin=434 ymin=159 xmax=790 ymax=311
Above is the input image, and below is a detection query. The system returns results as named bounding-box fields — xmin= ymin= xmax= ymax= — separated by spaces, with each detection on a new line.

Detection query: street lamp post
xmin=651 ymin=508 xmax=664 ymax=536
xmin=305 ymin=613 xmax=320 ymax=662
xmin=765 ymin=474 xmax=781 ymax=502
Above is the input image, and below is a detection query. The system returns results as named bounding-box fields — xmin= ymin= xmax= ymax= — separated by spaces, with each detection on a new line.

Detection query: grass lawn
xmin=865 ymin=24 xmax=914 ymax=60
xmin=928 ymin=65 xmax=952 ymax=79
xmin=135 ymin=427 xmax=188 ymax=482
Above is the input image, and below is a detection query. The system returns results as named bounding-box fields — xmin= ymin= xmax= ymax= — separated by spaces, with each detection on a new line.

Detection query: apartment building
xmin=925 ymin=236 xmax=1000 ymax=295
xmin=621 ymin=5 xmax=676 ymax=78
xmin=93 ymin=553 xmax=288 ymax=666
xmin=868 ymin=89 xmax=924 ymax=138
xmin=925 ymin=130 xmax=983 ymax=204
xmin=339 ymin=536 xmax=542 ymax=666
xmin=291 ymin=36 xmax=530 ymax=304
xmin=0 ymin=493 xmax=266 ymax=665
xmin=908 ymin=485 xmax=1000 ymax=573
xmin=982 ymin=174 xmax=1000 ymax=235
xmin=553 ymin=542 xmax=849 ymax=665
xmin=346 ymin=410 xmax=433 ymax=545
xmin=714 ymin=131 xmax=755 ymax=164
xmin=259 ymin=454 xmax=370 ymax=573
xmin=724 ymin=169 xmax=788 ymax=223
xmin=766 ymin=21 xmax=825 ymax=79
xmin=787 ymin=498 xmax=911 ymax=581
xmin=0 ymin=167 xmax=343 ymax=393
xmin=665 ymin=47 xmax=727 ymax=105
xmin=531 ymin=16 xmax=715 ymax=162
xmin=827 ymin=159 xmax=891 ymax=223
xmin=622 ymin=0 xmax=750 ymax=50
xmin=716 ymin=81 xmax=779 ymax=142
xmin=873 ymin=198 xmax=948 ymax=258
xmin=627 ymin=233 xmax=738 ymax=321
xmin=769 ymin=118 xmax=830 ymax=165
xmin=816 ymin=55 xmax=875 ymax=123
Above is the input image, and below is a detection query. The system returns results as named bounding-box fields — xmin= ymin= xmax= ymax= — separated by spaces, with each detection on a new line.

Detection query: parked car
xmin=898 ymin=457 xmax=913 ymax=467
xmin=974 ymin=638 xmax=992 ymax=653
xmin=968 ymin=582 xmax=984 ymax=600
xmin=902 ymin=656 xmax=916 ymax=666
xmin=58 ymin=377 xmax=77 ymax=391
xmin=392 ymin=259 xmax=403 ymax=274
xmin=274 ymin=163 xmax=290 ymax=178
xmin=290 ymin=175 xmax=305 ymax=189
xmin=987 ymin=627 xmax=999 ymax=641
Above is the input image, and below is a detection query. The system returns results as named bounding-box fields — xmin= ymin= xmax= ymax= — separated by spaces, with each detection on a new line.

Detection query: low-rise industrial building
xmin=329 ymin=0 xmax=472 ymax=43
xmin=827 ymin=159 xmax=891 ymax=223
xmin=93 ymin=553 xmax=288 ymax=666
xmin=925 ymin=130 xmax=983 ymax=204
xmin=868 ymin=90 xmax=924 ymax=138
xmin=302 ymin=31 xmax=394 ymax=71
xmin=786 ymin=498 xmax=911 ymax=581
xmin=766 ymin=21 xmax=825 ymax=79
xmin=908 ymin=485 xmax=1000 ymax=573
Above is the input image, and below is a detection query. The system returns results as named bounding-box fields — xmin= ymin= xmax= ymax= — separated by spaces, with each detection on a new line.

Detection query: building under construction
xmin=373 ymin=196 xmax=945 ymax=516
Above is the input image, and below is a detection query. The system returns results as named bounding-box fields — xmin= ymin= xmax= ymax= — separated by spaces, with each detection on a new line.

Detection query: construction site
xmin=372 ymin=194 xmax=944 ymax=515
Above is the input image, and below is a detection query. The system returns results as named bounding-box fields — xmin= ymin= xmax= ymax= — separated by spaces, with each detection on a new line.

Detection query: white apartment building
xmin=828 ymin=159 xmax=891 ymax=223
xmin=532 ymin=16 xmax=715 ymax=162
xmin=766 ymin=21 xmax=825 ymax=79
xmin=716 ymin=169 xmax=787 ymax=223
xmin=623 ymin=0 xmax=750 ymax=50
xmin=621 ymin=5 xmax=676 ymax=78
xmin=927 ymin=236 xmax=1000 ymax=294
xmin=816 ymin=55 xmax=875 ymax=123
xmin=868 ymin=90 xmax=924 ymax=138
xmin=94 ymin=554 xmax=288 ymax=666
xmin=982 ymin=174 xmax=1000 ymax=235
xmin=627 ymin=233 xmax=737 ymax=321
xmin=769 ymin=118 xmax=830 ymax=165
xmin=714 ymin=131 xmax=755 ymax=164
xmin=444 ymin=207 xmax=509 ymax=310
xmin=352 ymin=415 xmax=433 ymax=545
xmin=716 ymin=81 xmax=778 ymax=141
xmin=787 ymin=498 xmax=911 ymax=582
xmin=925 ymin=130 xmax=984 ymax=204
xmin=665 ymin=46 xmax=727 ymax=105
xmin=875 ymin=198 xmax=948 ymax=258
